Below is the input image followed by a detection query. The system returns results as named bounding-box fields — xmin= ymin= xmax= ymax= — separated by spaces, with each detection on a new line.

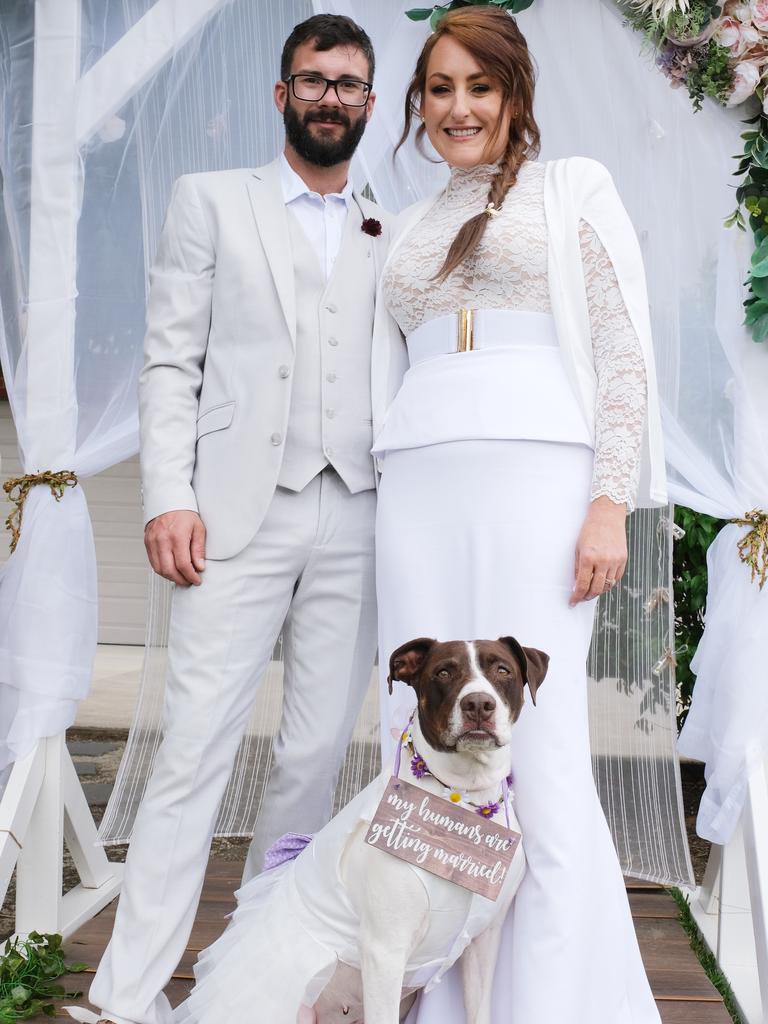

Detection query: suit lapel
xmin=246 ymin=161 xmax=297 ymax=348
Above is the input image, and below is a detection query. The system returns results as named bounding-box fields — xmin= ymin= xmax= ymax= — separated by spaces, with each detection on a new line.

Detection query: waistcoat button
xmin=326 ymin=408 xmax=335 ymax=419
xmin=270 ymin=432 xmax=282 ymax=445
xmin=326 ymin=372 xmax=337 ymax=383
xmin=278 ymin=365 xmax=290 ymax=379
xmin=328 ymin=337 xmax=339 ymax=347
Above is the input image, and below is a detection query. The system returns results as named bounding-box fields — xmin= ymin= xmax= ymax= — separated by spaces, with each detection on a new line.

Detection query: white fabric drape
xmin=0 ymin=0 xmax=141 ymax=775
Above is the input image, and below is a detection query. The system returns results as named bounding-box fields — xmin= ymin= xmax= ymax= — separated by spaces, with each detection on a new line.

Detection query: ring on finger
xmin=603 ymin=577 xmax=616 ymax=591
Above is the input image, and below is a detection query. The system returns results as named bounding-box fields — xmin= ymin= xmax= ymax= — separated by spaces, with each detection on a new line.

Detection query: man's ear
xmin=498 ymin=636 xmax=550 ymax=707
xmin=387 ymin=637 xmax=437 ymax=695
xmin=274 ymin=79 xmax=288 ymax=114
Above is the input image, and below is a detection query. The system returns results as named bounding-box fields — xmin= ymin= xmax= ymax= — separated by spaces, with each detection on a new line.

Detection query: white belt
xmin=405 ymin=309 xmax=559 ymax=366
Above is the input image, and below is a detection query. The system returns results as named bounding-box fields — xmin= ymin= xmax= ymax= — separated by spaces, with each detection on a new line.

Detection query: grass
xmin=667 ymin=887 xmax=745 ymax=1024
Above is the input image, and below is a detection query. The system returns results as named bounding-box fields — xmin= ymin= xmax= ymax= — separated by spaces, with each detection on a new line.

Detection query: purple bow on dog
xmin=263 ymin=831 xmax=314 ymax=871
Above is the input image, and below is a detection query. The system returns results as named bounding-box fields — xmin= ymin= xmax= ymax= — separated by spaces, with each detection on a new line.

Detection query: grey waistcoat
xmin=278 ymin=199 xmax=377 ymax=493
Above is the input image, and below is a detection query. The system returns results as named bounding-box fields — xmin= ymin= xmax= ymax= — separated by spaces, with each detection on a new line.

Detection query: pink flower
xmin=751 ymin=0 xmax=768 ymax=32
xmin=727 ymin=59 xmax=762 ymax=104
xmin=716 ymin=15 xmax=760 ymax=56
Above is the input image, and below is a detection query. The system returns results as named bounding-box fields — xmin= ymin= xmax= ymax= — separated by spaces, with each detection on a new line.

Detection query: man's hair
xmin=280 ymin=14 xmax=375 ymax=82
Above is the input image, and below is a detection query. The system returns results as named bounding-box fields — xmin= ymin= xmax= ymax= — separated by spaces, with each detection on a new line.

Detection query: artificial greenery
xmin=726 ymin=110 xmax=768 ymax=343
xmin=673 ymin=507 xmax=726 ymax=729
xmin=406 ymin=0 xmax=534 ymax=31
xmin=667 ymin=0 xmax=722 ymax=41
xmin=0 ymin=932 xmax=86 ymax=1022
xmin=685 ymin=38 xmax=734 ymax=108
xmin=667 ymin=888 xmax=745 ymax=1023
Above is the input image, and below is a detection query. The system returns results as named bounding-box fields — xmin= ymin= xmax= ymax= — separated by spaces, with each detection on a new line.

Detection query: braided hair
xmin=395 ymin=7 xmax=540 ymax=281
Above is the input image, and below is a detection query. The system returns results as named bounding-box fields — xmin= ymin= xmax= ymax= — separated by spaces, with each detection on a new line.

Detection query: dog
xmin=299 ymin=635 xmax=549 ymax=1024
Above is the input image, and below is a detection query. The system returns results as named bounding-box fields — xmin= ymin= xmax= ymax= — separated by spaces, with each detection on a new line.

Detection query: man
xmin=87 ymin=15 xmax=388 ymax=1024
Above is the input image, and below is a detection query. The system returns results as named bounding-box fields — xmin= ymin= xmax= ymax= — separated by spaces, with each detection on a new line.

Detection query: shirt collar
xmin=279 ymin=153 xmax=354 ymax=207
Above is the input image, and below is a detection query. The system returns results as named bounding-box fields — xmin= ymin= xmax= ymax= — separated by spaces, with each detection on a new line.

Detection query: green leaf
xmin=405 ymin=7 xmax=435 ymax=20
xmin=430 ymin=6 xmax=445 ymax=29
xmin=750 ymin=274 xmax=768 ymax=300
xmin=744 ymin=298 xmax=768 ymax=324
xmin=752 ymin=312 xmax=768 ymax=341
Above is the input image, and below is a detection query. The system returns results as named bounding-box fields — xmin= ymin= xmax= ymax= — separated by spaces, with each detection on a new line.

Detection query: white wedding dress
xmin=374 ymin=160 xmax=661 ymax=1023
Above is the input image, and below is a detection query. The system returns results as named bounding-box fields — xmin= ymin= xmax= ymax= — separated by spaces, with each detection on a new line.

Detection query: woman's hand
xmin=570 ymin=496 xmax=628 ymax=606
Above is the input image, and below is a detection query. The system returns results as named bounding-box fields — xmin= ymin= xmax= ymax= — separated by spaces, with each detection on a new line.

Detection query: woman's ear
xmin=387 ymin=637 xmax=437 ymax=694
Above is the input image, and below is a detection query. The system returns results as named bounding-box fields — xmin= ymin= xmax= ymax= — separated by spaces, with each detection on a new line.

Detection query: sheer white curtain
xmin=0 ymin=1 xmax=142 ymax=778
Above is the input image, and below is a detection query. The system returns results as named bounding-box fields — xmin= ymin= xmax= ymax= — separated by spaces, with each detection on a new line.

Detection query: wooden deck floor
xmin=43 ymin=860 xmax=731 ymax=1022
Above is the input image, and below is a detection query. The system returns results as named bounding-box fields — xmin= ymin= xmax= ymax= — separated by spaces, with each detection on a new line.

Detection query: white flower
xmin=724 ymin=1 xmax=755 ymax=24
xmin=727 ymin=59 xmax=762 ymax=105
xmin=632 ymin=0 xmax=689 ymax=18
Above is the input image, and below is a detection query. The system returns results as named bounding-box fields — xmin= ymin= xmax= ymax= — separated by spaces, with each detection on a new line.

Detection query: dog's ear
xmin=498 ymin=636 xmax=550 ymax=707
xmin=387 ymin=637 xmax=437 ymax=695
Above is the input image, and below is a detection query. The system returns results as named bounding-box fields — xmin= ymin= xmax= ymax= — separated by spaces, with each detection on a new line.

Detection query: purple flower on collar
xmin=476 ymin=800 xmax=501 ymax=819
xmin=361 ymin=217 xmax=382 ymax=237
xmin=410 ymin=753 xmax=428 ymax=779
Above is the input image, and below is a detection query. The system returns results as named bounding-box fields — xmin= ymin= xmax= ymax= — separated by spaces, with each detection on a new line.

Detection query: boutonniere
xmin=361 ymin=217 xmax=382 ymax=238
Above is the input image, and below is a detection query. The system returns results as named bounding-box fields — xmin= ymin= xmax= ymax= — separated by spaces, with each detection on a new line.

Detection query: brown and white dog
xmin=301 ymin=635 xmax=549 ymax=1024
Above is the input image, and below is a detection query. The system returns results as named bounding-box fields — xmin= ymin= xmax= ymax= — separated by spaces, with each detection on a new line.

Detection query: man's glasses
xmin=284 ymin=74 xmax=372 ymax=108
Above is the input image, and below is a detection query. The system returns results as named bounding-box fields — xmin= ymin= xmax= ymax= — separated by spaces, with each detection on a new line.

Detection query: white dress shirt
xmin=279 ymin=154 xmax=353 ymax=280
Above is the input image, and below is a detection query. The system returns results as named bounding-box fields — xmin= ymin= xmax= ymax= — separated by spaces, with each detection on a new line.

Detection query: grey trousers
xmin=89 ymin=469 xmax=377 ymax=1024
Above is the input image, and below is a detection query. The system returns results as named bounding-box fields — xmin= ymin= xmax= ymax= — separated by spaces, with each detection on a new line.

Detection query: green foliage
xmin=673 ymin=507 xmax=726 ymax=729
xmin=0 ymin=932 xmax=86 ymax=1022
xmin=685 ymin=39 xmax=734 ymax=110
xmin=667 ymin=888 xmax=745 ymax=1023
xmin=730 ymin=110 xmax=768 ymax=341
xmin=406 ymin=0 xmax=534 ymax=30
xmin=667 ymin=1 xmax=721 ymax=40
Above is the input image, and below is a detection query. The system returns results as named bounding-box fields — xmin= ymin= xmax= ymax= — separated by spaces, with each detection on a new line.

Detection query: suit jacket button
xmin=278 ymin=365 xmax=290 ymax=379
xmin=328 ymin=336 xmax=339 ymax=347
xmin=270 ymin=432 xmax=282 ymax=445
xmin=326 ymin=303 xmax=338 ymax=313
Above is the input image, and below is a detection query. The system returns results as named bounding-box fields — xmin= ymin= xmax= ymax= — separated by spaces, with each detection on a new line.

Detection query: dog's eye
xmin=497 ymin=665 xmax=510 ymax=674
xmin=437 ymin=668 xmax=450 ymax=678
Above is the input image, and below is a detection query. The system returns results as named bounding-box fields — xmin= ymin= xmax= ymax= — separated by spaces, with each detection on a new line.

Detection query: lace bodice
xmin=381 ymin=161 xmax=647 ymax=508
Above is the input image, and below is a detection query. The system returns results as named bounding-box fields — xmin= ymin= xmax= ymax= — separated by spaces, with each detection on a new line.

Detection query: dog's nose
xmin=460 ymin=692 xmax=496 ymax=722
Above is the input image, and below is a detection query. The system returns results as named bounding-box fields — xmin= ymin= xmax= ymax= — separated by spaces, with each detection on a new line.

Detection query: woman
xmin=371 ymin=7 xmax=665 ymax=1023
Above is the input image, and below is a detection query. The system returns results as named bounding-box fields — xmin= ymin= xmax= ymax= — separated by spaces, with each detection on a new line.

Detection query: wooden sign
xmin=365 ymin=777 xmax=522 ymax=901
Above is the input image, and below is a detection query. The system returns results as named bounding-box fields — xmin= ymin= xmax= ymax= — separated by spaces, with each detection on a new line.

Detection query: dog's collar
xmin=394 ymin=714 xmax=513 ymax=827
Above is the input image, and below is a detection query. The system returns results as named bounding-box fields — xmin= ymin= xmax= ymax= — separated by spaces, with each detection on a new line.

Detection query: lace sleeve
xmin=578 ymin=219 xmax=647 ymax=510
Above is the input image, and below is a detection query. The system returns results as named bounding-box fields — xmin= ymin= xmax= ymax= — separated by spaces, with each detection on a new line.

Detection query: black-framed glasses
xmin=284 ymin=74 xmax=372 ymax=107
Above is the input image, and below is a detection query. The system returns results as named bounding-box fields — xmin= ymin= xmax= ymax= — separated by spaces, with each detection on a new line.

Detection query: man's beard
xmin=283 ymin=102 xmax=367 ymax=168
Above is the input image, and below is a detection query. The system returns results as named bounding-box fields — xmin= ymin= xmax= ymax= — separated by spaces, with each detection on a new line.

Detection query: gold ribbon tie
xmin=3 ymin=470 xmax=78 ymax=554
xmin=732 ymin=508 xmax=768 ymax=591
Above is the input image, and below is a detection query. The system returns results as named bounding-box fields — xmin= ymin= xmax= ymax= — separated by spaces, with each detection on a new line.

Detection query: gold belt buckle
xmin=457 ymin=308 xmax=474 ymax=353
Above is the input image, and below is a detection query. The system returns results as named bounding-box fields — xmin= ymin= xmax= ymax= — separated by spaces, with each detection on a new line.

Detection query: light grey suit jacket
xmin=138 ymin=159 xmax=391 ymax=559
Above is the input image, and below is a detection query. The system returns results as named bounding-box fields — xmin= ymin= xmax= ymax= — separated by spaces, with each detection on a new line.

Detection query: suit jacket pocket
xmin=196 ymin=401 xmax=235 ymax=440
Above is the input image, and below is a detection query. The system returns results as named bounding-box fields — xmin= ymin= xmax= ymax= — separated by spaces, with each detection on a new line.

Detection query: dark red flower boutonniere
xmin=361 ymin=217 xmax=382 ymax=238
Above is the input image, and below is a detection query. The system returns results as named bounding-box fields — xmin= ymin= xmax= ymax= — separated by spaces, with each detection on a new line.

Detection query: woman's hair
xmin=396 ymin=7 xmax=540 ymax=281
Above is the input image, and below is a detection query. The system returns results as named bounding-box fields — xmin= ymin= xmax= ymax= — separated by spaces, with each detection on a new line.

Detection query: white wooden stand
xmin=688 ymin=761 xmax=768 ymax=1024
xmin=0 ymin=735 xmax=123 ymax=942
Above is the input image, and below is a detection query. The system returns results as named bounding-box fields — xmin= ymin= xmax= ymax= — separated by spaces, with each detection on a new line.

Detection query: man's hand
xmin=570 ymin=496 xmax=628 ymax=606
xmin=144 ymin=510 xmax=206 ymax=586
